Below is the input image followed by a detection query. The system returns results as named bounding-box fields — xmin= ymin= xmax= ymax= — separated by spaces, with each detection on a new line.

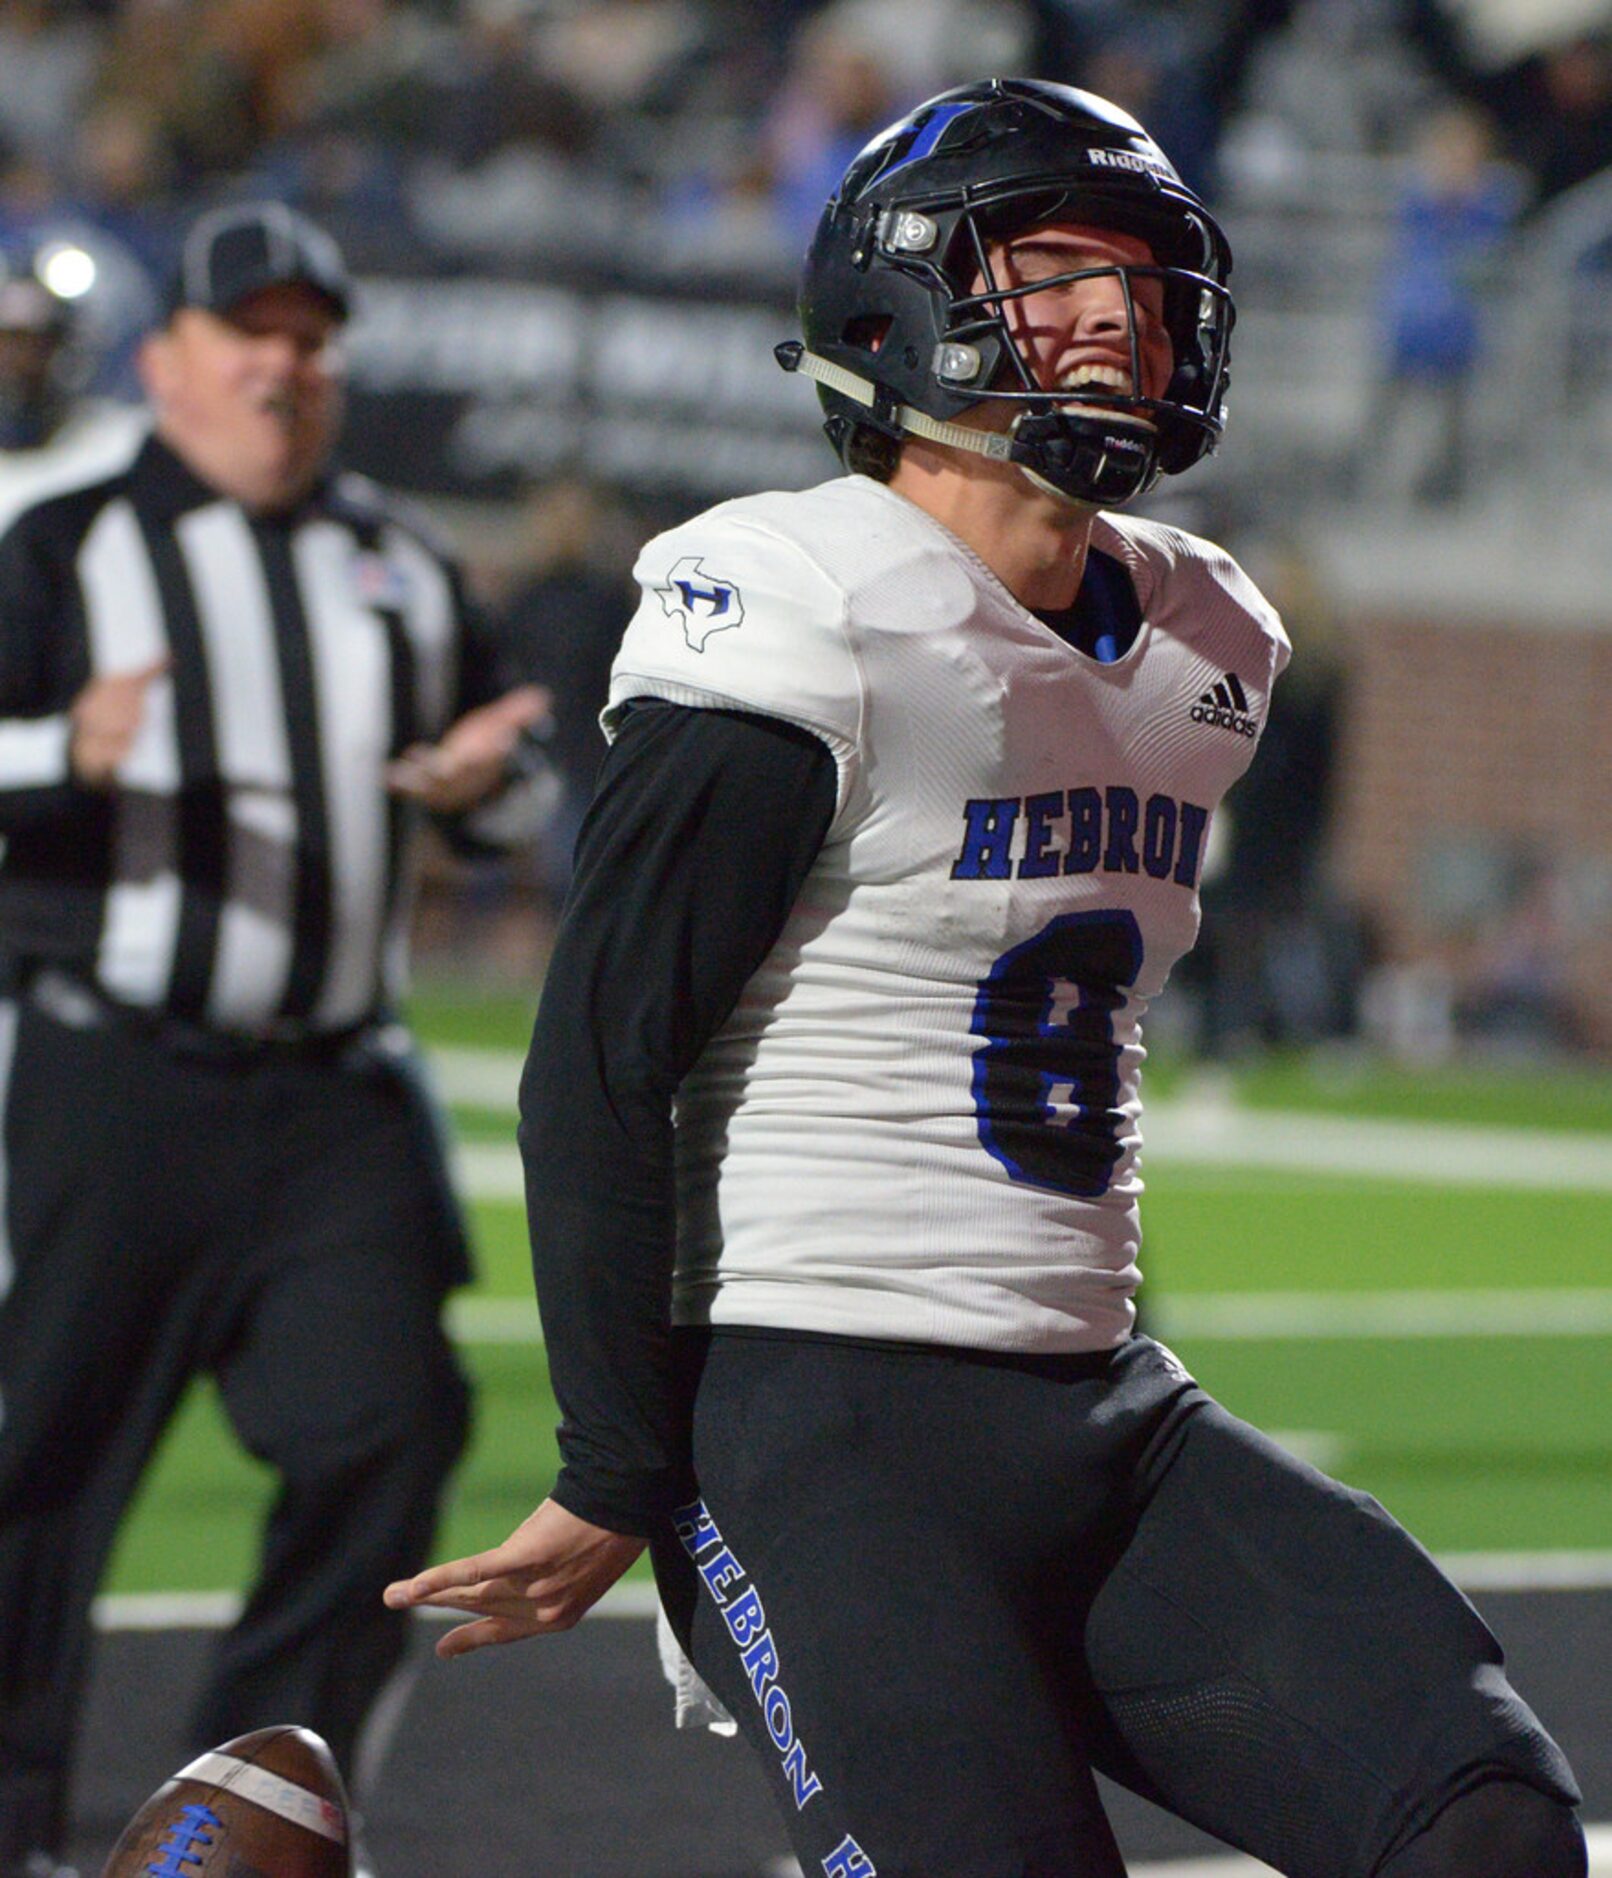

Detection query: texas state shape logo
xmin=656 ymin=556 xmax=745 ymax=652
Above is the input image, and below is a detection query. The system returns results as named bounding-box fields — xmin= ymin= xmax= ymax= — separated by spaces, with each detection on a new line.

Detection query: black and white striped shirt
xmin=0 ymin=435 xmax=511 ymax=1036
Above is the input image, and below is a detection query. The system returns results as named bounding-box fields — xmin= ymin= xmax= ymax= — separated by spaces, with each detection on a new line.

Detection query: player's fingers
xmin=384 ymin=1552 xmax=521 ymax=1603
xmin=432 ymin=1613 xmax=542 ymax=1660
xmin=391 ymin=1584 xmax=519 ymax=1621
xmin=477 ymin=1526 xmax=576 ymax=1569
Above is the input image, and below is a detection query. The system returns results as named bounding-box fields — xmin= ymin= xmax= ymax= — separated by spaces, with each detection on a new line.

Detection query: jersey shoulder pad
xmin=1095 ymin=513 xmax=1291 ymax=678
xmin=606 ymin=494 xmax=862 ymax=752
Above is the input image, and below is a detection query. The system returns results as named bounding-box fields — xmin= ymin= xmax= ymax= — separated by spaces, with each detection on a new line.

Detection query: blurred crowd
xmin=5 ymin=0 xmax=1612 ymax=348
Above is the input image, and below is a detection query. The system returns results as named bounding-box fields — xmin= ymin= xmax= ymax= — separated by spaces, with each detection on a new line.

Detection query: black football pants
xmin=654 ymin=1328 xmax=1582 ymax=1878
xmin=0 ymin=989 xmax=471 ymax=1860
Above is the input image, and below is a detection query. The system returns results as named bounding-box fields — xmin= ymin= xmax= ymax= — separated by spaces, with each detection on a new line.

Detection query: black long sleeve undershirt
xmin=518 ymin=699 xmax=839 ymax=1534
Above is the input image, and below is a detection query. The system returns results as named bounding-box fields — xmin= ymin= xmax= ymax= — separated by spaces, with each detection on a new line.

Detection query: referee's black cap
xmin=167 ymin=203 xmax=352 ymax=322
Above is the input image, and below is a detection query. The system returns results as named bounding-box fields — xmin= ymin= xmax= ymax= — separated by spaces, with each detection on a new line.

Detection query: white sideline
xmin=445 ymin=1287 xmax=1612 ymax=1344
xmin=94 ymin=1552 xmax=1612 ymax=1633
xmin=454 ymin=1125 xmax=1612 ymax=1201
xmin=1144 ymin=1100 xmax=1612 ymax=1193
xmin=431 ymin=1045 xmax=524 ymax=1109
xmin=433 ymin=1046 xmax=1612 ymax=1193
xmin=1148 ymin=1287 xmax=1612 ymax=1339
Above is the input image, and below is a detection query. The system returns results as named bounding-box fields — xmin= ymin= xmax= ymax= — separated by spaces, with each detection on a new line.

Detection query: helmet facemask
xmin=0 ymin=263 xmax=81 ymax=451
xmin=782 ymin=80 xmax=1236 ymax=508
xmin=922 ymin=209 xmax=1235 ymax=503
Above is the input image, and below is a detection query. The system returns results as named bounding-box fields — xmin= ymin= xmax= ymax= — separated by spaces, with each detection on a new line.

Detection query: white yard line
xmin=446 ymin=1287 xmax=1612 ymax=1345
xmin=1439 ymin=1551 xmax=1612 ymax=1590
xmin=1145 ymin=1100 xmax=1612 ymax=1192
xmin=1149 ymin=1287 xmax=1612 ymax=1339
xmin=95 ymin=1555 xmax=1612 ymax=1634
xmin=431 ymin=1045 xmax=524 ymax=1109
xmin=453 ymin=1124 xmax=1612 ymax=1203
xmin=434 ymin=1047 xmax=1612 ymax=1193
xmin=450 ymin=1139 xmax=525 ymax=1199
xmin=95 ymin=1590 xmax=246 ymax=1629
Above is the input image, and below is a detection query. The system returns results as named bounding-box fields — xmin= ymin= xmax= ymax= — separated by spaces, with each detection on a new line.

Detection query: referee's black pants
xmin=0 ymin=986 xmax=471 ymax=1860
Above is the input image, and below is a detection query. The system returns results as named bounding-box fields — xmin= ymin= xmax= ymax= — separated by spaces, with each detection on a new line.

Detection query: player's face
xmin=139 ymin=283 xmax=345 ymax=512
xmin=986 ymin=222 xmax=1173 ymax=411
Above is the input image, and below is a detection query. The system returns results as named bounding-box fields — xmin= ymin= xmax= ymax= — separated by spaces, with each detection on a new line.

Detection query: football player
xmin=387 ymin=81 xmax=1586 ymax=1878
xmin=0 ymin=243 xmax=145 ymax=533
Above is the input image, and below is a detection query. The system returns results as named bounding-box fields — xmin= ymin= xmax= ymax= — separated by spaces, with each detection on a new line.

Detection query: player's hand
xmin=384 ymin=683 xmax=550 ymax=814
xmin=69 ymin=658 xmax=170 ymax=787
xmin=383 ymin=1498 xmax=646 ymax=1659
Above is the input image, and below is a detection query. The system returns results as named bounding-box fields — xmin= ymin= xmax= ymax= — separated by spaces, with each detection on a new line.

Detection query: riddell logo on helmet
xmin=1086 ymin=147 xmax=1172 ymax=177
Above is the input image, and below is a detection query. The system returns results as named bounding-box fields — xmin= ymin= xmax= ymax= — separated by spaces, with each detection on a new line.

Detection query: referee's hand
xmin=385 ymin=683 xmax=551 ymax=814
xmin=383 ymin=1498 xmax=645 ymax=1659
xmin=69 ymin=658 xmax=171 ymax=787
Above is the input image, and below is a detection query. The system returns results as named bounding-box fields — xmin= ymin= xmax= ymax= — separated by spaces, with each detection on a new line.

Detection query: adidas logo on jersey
xmin=1190 ymin=671 xmax=1259 ymax=738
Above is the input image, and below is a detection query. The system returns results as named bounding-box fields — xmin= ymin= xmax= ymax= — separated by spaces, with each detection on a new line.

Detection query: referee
xmin=0 ymin=203 xmax=549 ymax=1878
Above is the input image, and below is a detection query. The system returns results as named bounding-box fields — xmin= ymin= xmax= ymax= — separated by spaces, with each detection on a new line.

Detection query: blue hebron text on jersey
xmin=951 ymin=785 xmax=1210 ymax=887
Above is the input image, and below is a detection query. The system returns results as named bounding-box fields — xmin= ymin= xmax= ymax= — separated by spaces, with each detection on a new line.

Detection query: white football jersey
xmin=606 ymin=475 xmax=1288 ymax=1352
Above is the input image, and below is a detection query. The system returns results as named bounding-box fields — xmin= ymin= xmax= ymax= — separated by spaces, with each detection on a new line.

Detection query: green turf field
xmin=101 ymin=984 xmax=1612 ymax=1595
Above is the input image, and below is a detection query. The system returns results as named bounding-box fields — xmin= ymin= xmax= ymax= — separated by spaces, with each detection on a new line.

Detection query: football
xmin=99 ymin=1725 xmax=352 ymax=1877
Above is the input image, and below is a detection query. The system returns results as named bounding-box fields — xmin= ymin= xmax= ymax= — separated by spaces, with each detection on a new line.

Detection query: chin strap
xmin=777 ymin=342 xmax=1158 ymax=505
xmin=777 ymin=343 xmax=1016 ymax=464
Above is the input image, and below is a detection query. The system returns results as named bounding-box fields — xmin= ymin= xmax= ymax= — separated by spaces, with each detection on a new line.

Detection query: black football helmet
xmin=777 ymin=78 xmax=1234 ymax=506
xmin=0 ymin=244 xmax=83 ymax=450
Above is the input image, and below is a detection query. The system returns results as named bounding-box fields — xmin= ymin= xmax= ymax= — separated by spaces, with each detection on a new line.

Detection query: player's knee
xmin=1378 ymin=1777 xmax=1586 ymax=1878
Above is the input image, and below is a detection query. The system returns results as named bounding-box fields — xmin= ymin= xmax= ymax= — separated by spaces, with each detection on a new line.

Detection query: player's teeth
xmin=1061 ymin=368 xmax=1127 ymax=391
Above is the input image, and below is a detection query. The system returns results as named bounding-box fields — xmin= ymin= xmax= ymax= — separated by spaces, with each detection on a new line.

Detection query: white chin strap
xmin=788 ymin=347 xmax=1016 ymax=464
xmin=790 ymin=347 xmax=1156 ymax=503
